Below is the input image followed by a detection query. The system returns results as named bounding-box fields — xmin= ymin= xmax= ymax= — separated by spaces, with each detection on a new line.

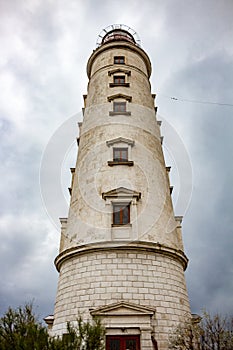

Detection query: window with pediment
xmin=109 ymin=74 xmax=130 ymax=88
xmin=106 ymin=137 xmax=134 ymax=166
xmin=108 ymin=94 xmax=132 ymax=116
xmin=102 ymin=187 xmax=141 ymax=234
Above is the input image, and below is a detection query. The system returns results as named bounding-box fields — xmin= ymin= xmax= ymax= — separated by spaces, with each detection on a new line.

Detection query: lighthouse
xmin=48 ymin=24 xmax=191 ymax=350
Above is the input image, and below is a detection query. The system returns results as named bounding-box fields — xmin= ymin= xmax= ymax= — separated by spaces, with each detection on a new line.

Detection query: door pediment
xmin=90 ymin=301 xmax=156 ymax=316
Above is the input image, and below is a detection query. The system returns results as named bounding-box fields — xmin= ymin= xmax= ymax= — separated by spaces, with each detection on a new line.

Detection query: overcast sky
xmin=0 ymin=0 xmax=233 ymax=321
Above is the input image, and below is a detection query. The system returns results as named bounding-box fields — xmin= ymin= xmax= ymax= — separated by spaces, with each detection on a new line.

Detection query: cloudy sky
xmin=0 ymin=0 xmax=233 ymax=321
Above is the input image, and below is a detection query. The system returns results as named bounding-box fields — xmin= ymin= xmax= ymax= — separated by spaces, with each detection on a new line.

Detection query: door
xmin=106 ymin=335 xmax=140 ymax=350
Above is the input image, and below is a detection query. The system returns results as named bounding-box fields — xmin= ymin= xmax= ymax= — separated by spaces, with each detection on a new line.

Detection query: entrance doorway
xmin=106 ymin=335 xmax=140 ymax=350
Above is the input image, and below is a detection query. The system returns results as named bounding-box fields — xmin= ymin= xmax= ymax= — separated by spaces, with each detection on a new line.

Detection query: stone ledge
xmin=109 ymin=83 xmax=130 ymax=88
xmin=108 ymin=160 xmax=134 ymax=166
xmin=111 ymin=223 xmax=132 ymax=227
xmin=109 ymin=111 xmax=131 ymax=116
xmin=55 ymin=241 xmax=188 ymax=272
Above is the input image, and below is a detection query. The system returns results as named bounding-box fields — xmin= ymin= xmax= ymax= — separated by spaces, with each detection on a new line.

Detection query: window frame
xmin=112 ymin=203 xmax=130 ymax=226
xmin=113 ymin=101 xmax=126 ymax=113
xmin=113 ymin=75 xmax=125 ymax=84
xmin=114 ymin=56 xmax=125 ymax=64
xmin=109 ymin=75 xmax=129 ymax=88
xmin=102 ymin=187 xmax=141 ymax=237
xmin=113 ymin=147 xmax=128 ymax=162
xmin=106 ymin=137 xmax=134 ymax=166
xmin=108 ymin=94 xmax=132 ymax=116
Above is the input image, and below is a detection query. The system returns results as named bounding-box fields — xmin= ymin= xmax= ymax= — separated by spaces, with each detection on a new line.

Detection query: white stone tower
xmin=49 ymin=25 xmax=191 ymax=350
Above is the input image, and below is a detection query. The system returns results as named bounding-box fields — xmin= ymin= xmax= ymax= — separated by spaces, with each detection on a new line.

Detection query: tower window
xmin=107 ymin=137 xmax=134 ymax=166
xmin=113 ymin=101 xmax=126 ymax=112
xmin=113 ymin=203 xmax=130 ymax=225
xmin=110 ymin=75 xmax=129 ymax=88
xmin=114 ymin=56 xmax=125 ymax=64
xmin=113 ymin=75 xmax=125 ymax=84
xmin=113 ymin=147 xmax=128 ymax=161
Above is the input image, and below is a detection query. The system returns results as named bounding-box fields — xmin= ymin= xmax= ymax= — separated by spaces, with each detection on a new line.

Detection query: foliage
xmin=169 ymin=311 xmax=233 ymax=350
xmin=0 ymin=303 xmax=105 ymax=350
xmin=0 ymin=303 xmax=49 ymax=350
xmin=200 ymin=311 xmax=233 ymax=350
xmin=168 ymin=316 xmax=200 ymax=350
xmin=67 ymin=316 xmax=105 ymax=350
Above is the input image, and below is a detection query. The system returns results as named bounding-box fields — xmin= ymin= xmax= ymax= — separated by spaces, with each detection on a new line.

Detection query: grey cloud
xmin=156 ymin=27 xmax=233 ymax=315
xmin=0 ymin=214 xmax=58 ymax=315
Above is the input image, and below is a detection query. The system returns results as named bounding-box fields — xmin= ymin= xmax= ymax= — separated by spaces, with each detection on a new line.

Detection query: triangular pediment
xmin=90 ymin=301 xmax=156 ymax=317
xmin=107 ymin=93 xmax=132 ymax=102
xmin=108 ymin=68 xmax=131 ymax=76
xmin=106 ymin=137 xmax=134 ymax=147
xmin=102 ymin=187 xmax=141 ymax=201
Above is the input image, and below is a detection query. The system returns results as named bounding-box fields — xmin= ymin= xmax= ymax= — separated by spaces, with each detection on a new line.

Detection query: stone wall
xmin=52 ymin=247 xmax=190 ymax=349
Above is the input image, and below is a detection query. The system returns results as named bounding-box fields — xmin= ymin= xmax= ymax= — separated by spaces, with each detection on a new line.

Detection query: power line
xmin=159 ymin=94 xmax=233 ymax=107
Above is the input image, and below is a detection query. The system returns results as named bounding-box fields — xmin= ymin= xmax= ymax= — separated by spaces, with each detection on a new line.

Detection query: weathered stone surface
xmin=51 ymin=29 xmax=191 ymax=350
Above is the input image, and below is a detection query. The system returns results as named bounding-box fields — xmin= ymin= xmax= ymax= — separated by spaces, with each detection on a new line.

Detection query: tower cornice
xmin=87 ymin=41 xmax=152 ymax=79
xmin=54 ymin=241 xmax=188 ymax=273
